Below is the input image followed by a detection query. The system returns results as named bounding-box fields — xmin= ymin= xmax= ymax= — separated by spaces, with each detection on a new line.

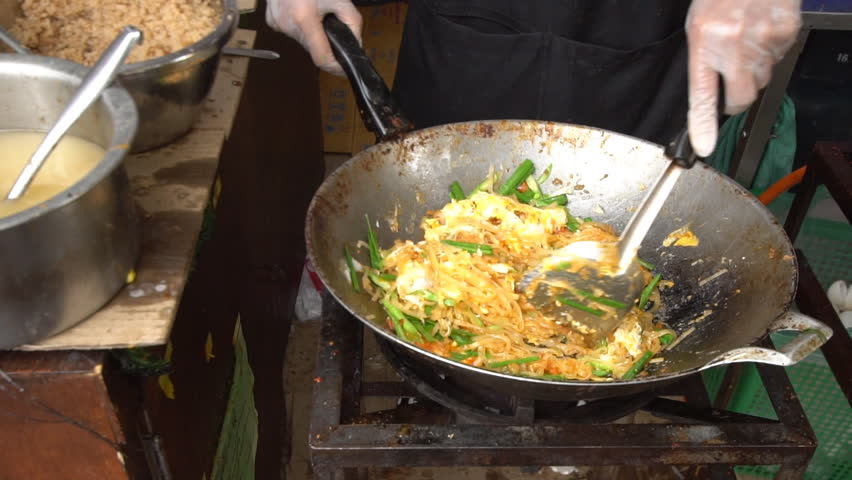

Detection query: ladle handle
xmin=0 ymin=25 xmax=29 ymax=54
xmin=5 ymin=26 xmax=142 ymax=201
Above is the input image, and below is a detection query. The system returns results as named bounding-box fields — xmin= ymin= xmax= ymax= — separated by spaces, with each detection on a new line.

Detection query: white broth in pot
xmin=0 ymin=130 xmax=105 ymax=218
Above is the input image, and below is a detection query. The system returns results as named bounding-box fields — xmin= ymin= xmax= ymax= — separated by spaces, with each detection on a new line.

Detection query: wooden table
xmin=0 ymin=29 xmax=256 ymax=479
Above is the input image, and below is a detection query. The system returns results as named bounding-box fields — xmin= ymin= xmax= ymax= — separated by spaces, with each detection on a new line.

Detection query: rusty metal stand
xmin=310 ymin=292 xmax=817 ymax=480
xmin=785 ymin=142 xmax=852 ymax=404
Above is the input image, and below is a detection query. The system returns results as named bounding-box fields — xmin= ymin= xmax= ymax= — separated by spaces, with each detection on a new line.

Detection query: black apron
xmin=392 ymin=0 xmax=691 ymax=145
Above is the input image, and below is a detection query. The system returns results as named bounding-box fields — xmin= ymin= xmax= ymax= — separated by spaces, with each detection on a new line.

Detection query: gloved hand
xmin=266 ymin=0 xmax=362 ymax=76
xmin=685 ymin=0 xmax=802 ymax=157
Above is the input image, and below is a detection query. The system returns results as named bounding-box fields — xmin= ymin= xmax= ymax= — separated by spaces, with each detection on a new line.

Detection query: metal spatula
xmin=519 ymin=126 xmax=698 ymax=344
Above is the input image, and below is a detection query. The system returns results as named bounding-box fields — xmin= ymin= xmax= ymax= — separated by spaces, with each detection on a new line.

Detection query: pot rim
xmin=0 ymin=54 xmax=139 ymax=231
xmin=117 ymin=0 xmax=239 ymax=77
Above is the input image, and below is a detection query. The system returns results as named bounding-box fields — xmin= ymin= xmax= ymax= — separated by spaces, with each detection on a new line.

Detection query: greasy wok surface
xmin=306 ymin=120 xmax=798 ymax=399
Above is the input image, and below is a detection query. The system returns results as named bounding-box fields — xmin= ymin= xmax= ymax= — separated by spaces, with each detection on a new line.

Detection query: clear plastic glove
xmin=266 ymin=0 xmax=362 ymax=75
xmin=686 ymin=0 xmax=802 ymax=157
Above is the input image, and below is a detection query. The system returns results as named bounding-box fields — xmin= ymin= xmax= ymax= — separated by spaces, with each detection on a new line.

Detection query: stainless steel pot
xmin=303 ymin=17 xmax=834 ymax=401
xmin=0 ymin=54 xmax=139 ymax=349
xmin=0 ymin=0 xmax=239 ymax=152
xmin=116 ymin=0 xmax=238 ymax=152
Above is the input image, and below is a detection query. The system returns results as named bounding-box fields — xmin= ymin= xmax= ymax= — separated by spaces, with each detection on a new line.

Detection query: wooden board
xmin=237 ymin=0 xmax=257 ymax=12
xmin=16 ymin=29 xmax=256 ymax=351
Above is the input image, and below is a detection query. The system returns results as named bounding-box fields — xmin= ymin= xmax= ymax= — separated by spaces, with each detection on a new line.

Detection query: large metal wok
xmin=305 ymin=17 xmax=833 ymax=401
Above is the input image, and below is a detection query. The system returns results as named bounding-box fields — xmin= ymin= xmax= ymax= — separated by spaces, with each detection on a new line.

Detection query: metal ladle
xmin=4 ymin=26 xmax=143 ymax=201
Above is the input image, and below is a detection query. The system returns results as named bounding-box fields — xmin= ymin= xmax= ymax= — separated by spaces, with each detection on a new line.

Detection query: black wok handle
xmin=322 ymin=14 xmax=414 ymax=142
xmin=664 ymin=84 xmax=727 ymax=168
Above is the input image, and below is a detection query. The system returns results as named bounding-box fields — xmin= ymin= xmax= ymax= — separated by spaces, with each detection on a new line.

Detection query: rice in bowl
xmin=10 ymin=0 xmax=221 ymax=66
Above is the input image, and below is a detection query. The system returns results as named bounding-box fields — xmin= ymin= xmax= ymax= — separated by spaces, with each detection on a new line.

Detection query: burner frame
xmin=309 ymin=295 xmax=816 ymax=480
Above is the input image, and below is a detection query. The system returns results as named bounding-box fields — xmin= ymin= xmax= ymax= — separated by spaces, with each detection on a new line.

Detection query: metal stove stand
xmin=310 ymin=294 xmax=818 ymax=480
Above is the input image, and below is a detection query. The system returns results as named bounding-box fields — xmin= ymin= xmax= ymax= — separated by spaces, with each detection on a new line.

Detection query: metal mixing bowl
xmin=0 ymin=54 xmax=139 ymax=349
xmin=0 ymin=0 xmax=239 ymax=152
xmin=117 ymin=0 xmax=239 ymax=151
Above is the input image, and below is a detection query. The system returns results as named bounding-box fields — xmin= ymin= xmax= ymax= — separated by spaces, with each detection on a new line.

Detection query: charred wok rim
xmin=305 ymin=119 xmax=800 ymax=386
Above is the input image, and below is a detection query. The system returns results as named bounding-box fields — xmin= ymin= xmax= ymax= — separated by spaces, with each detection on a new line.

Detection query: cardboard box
xmin=319 ymin=3 xmax=408 ymax=154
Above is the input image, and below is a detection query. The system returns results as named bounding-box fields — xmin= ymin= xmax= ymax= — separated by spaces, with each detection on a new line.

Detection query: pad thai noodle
xmin=344 ymin=160 xmax=675 ymax=381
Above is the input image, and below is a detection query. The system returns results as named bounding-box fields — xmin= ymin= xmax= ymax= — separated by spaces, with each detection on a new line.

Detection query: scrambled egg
xmin=423 ymin=191 xmax=567 ymax=254
xmin=663 ymin=225 xmax=699 ymax=247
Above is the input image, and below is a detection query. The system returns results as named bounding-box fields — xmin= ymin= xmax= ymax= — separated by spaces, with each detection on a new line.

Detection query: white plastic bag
xmin=295 ymin=259 xmax=324 ymax=321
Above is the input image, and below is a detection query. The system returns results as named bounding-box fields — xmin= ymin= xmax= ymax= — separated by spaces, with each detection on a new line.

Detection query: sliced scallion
xmin=441 ymin=239 xmax=494 ymax=255
xmin=639 ymin=273 xmax=662 ymax=310
xmin=497 ymin=159 xmax=535 ymax=195
xmin=487 ymin=356 xmax=540 ymax=369
xmin=343 ymin=246 xmax=360 ymax=293
xmin=621 ymin=351 xmax=654 ymax=380
xmin=556 ymin=296 xmax=604 ymax=316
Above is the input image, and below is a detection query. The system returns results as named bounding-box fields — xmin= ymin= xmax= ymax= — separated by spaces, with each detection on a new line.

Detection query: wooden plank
xmin=237 ymin=0 xmax=257 ymax=12
xmin=196 ymin=29 xmax=256 ymax=137
xmin=0 ymin=351 xmax=138 ymax=479
xmin=16 ymin=31 xmax=255 ymax=351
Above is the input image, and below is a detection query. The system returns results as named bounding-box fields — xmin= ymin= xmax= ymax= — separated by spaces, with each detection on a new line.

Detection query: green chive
xmin=381 ymin=298 xmax=407 ymax=340
xmin=449 ymin=181 xmax=465 ymax=201
xmin=450 ymin=329 xmax=475 ymax=346
xmin=586 ymin=360 xmax=612 ymax=377
xmin=535 ymin=163 xmax=553 ymax=184
xmin=401 ymin=317 xmax=423 ymax=342
xmin=365 ymin=214 xmax=382 ymax=270
xmin=368 ymin=271 xmax=392 ymax=290
xmin=583 ymin=217 xmax=593 ymax=222
xmin=443 ymin=298 xmax=456 ymax=307
xmin=556 ymin=297 xmax=605 ymax=316
xmin=659 ymin=333 xmax=675 ymax=346
xmin=424 ymin=305 xmax=434 ymax=316
xmin=343 ymin=246 xmax=360 ymax=293
xmin=639 ymin=273 xmax=662 ymax=310
xmin=487 ymin=356 xmax=540 ymax=369
xmin=497 ymin=159 xmax=535 ymax=195
xmin=534 ymin=194 xmax=568 ymax=207
xmin=526 ymin=174 xmax=543 ymax=198
xmin=598 ymin=338 xmax=608 ymax=349
xmin=403 ymin=314 xmax=437 ymax=342
xmin=637 ymin=258 xmax=655 ymax=271
xmin=554 ymin=261 xmax=571 ymax=270
xmin=415 ymin=290 xmax=439 ymax=302
xmin=575 ymin=290 xmax=628 ymax=309
xmin=621 ymin=351 xmax=654 ymax=380
xmin=450 ymin=350 xmax=478 ymax=361
xmin=441 ymin=239 xmax=494 ymax=255
xmin=515 ymin=189 xmax=535 ymax=204
xmin=565 ymin=209 xmax=581 ymax=232
xmin=470 ymin=173 xmax=496 ymax=195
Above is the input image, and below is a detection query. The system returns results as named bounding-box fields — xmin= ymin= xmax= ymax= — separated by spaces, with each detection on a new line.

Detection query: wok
xmin=305 ymin=17 xmax=833 ymax=401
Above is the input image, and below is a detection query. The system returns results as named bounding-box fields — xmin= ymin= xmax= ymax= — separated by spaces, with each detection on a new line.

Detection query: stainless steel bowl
xmin=0 ymin=54 xmax=140 ymax=349
xmin=117 ymin=0 xmax=239 ymax=151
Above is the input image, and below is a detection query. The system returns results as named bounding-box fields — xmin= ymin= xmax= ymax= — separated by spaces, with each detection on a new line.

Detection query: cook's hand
xmin=266 ymin=0 xmax=362 ymax=75
xmin=685 ymin=0 xmax=801 ymax=157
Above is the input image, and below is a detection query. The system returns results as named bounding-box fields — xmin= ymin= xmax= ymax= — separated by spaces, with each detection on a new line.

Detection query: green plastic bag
xmin=705 ymin=95 xmax=797 ymax=193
